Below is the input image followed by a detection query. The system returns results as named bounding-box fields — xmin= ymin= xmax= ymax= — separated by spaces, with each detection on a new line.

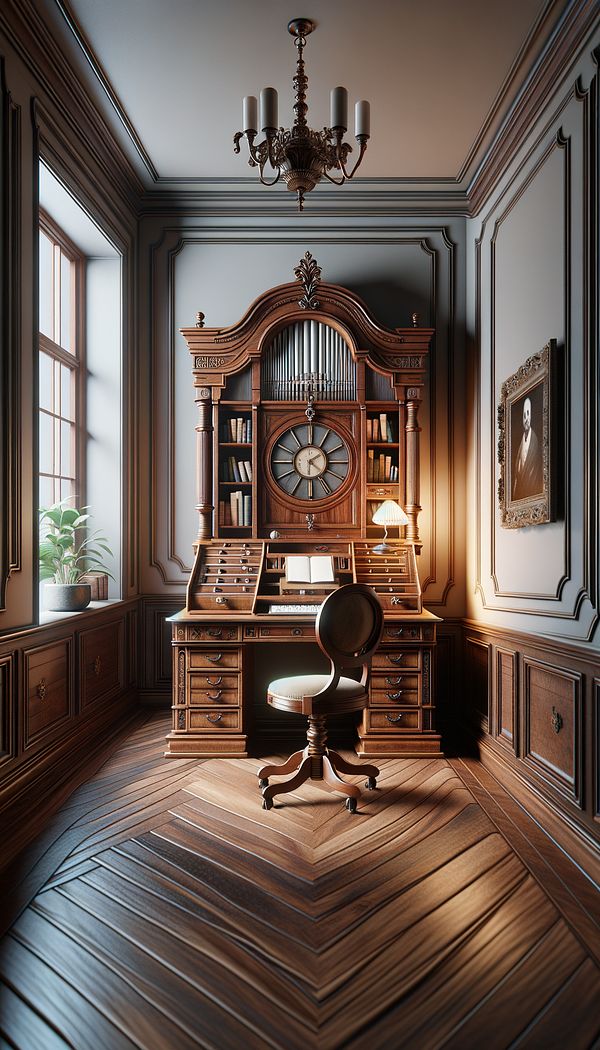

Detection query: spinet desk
xmin=166 ymin=540 xmax=442 ymax=759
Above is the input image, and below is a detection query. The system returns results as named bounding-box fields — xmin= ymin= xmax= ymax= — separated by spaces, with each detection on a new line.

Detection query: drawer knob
xmin=205 ymin=676 xmax=222 ymax=686
xmin=206 ymin=691 xmax=222 ymax=701
xmin=94 ymin=656 xmax=102 ymax=677
xmin=551 ymin=706 xmax=563 ymax=734
xmin=36 ymin=678 xmax=47 ymax=701
xmin=385 ymin=712 xmax=403 ymax=723
xmin=386 ymin=690 xmax=403 ymax=700
xmin=385 ymin=676 xmax=402 ymax=686
xmin=206 ymin=712 xmax=223 ymax=724
xmin=206 ymin=653 xmax=223 ymax=663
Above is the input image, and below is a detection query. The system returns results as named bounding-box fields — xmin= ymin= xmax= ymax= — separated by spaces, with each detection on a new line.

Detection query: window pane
xmin=60 ymin=252 xmax=73 ymax=352
xmin=60 ymin=419 xmax=72 ymax=476
xmin=39 ymin=352 xmax=52 ymax=411
xmin=60 ymin=478 xmax=74 ymax=502
xmin=39 ymin=231 xmax=53 ymax=338
xmin=60 ymin=364 xmax=73 ymax=420
xmin=38 ymin=474 xmax=53 ymax=511
xmin=39 ymin=412 xmax=53 ymax=474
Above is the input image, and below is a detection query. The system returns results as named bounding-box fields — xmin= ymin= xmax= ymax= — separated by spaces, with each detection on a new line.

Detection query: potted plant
xmin=39 ymin=499 xmax=114 ymax=612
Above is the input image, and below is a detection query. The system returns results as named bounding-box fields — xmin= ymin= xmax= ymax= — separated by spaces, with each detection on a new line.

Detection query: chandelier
xmin=234 ymin=18 xmax=370 ymax=211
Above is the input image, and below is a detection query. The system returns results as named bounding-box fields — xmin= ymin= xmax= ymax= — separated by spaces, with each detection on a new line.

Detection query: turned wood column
xmin=195 ymin=386 xmax=213 ymax=541
xmin=405 ymin=389 xmax=422 ymax=547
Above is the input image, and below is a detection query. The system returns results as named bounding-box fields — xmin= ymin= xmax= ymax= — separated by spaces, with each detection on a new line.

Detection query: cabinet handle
xmin=386 ymin=691 xmax=403 ymax=700
xmin=206 ymin=712 xmax=222 ymax=724
xmin=94 ymin=656 xmax=102 ymax=676
xmin=206 ymin=653 xmax=223 ymax=663
xmin=205 ymin=676 xmax=222 ymax=686
xmin=387 ymin=655 xmax=404 ymax=665
xmin=36 ymin=678 xmax=47 ymax=701
xmin=551 ymin=706 xmax=563 ymax=734
xmin=385 ymin=676 xmax=402 ymax=686
xmin=385 ymin=713 xmax=403 ymax=723
xmin=387 ymin=628 xmax=404 ymax=638
xmin=206 ymin=691 xmax=222 ymax=701
xmin=206 ymin=628 xmax=222 ymax=638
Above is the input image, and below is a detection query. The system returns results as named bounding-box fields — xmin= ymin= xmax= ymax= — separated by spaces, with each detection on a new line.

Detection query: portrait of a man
xmin=510 ymin=382 xmax=544 ymax=501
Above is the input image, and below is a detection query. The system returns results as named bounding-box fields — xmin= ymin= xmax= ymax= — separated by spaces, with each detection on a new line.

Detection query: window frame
xmin=38 ymin=209 xmax=86 ymax=509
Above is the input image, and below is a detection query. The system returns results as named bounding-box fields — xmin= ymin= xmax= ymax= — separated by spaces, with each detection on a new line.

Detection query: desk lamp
xmin=371 ymin=500 xmax=408 ymax=554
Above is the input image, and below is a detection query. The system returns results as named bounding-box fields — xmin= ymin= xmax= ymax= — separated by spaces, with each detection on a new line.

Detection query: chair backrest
xmin=315 ymin=584 xmax=384 ymax=671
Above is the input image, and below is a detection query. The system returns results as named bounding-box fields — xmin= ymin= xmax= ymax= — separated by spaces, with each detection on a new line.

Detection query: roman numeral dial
xmin=270 ymin=423 xmax=350 ymax=501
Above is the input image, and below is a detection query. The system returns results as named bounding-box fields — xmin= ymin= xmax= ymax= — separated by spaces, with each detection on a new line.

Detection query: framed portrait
xmin=497 ymin=341 xmax=556 ymax=529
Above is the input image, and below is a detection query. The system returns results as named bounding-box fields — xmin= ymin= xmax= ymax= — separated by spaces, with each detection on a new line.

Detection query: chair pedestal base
xmin=258 ymin=714 xmax=379 ymax=811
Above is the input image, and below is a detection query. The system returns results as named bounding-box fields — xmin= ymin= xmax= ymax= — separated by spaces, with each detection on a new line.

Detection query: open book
xmin=285 ymin=555 xmax=335 ymax=585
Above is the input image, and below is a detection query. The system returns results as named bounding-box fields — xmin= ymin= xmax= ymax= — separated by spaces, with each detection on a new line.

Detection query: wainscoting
xmin=462 ymin=620 xmax=600 ymax=883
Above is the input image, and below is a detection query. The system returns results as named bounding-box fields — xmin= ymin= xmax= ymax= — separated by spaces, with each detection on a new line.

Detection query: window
xmin=38 ymin=213 xmax=84 ymax=509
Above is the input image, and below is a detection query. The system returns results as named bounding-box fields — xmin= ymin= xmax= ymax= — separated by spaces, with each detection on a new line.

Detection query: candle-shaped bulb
xmin=355 ymin=100 xmax=370 ymax=139
xmin=330 ymin=86 xmax=348 ymax=130
xmin=260 ymin=87 xmax=278 ymax=132
xmin=242 ymin=95 xmax=258 ymax=134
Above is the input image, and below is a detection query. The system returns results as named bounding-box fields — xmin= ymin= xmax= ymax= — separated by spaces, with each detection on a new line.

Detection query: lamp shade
xmin=372 ymin=500 xmax=408 ymax=527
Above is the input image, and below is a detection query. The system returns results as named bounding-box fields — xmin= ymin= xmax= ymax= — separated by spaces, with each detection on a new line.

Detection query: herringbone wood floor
xmin=1 ymin=713 xmax=599 ymax=1049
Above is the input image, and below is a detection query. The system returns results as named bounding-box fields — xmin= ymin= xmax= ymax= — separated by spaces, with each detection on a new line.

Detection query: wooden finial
xmin=196 ymin=311 xmax=205 ymax=328
xmin=411 ymin=312 xmax=419 ymax=328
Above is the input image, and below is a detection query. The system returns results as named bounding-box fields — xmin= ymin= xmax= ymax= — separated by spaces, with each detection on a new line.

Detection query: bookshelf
xmin=217 ymin=407 xmax=253 ymax=532
xmin=365 ymin=406 xmax=402 ymax=537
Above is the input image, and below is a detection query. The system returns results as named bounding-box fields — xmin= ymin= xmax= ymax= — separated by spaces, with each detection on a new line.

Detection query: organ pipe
xmin=261 ymin=321 xmax=356 ymax=400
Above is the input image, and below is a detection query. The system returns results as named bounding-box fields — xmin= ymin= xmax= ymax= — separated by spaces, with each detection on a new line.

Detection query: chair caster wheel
xmin=262 ymin=797 xmax=273 ymax=810
xmin=258 ymin=778 xmax=269 ymax=788
xmin=365 ymin=777 xmax=377 ymax=790
xmin=345 ymin=797 xmax=357 ymax=813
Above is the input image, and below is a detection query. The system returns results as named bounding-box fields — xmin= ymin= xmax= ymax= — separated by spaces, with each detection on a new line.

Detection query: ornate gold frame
xmin=497 ymin=341 xmax=556 ymax=529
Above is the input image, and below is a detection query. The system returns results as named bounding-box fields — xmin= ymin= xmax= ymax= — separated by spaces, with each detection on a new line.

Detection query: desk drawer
xmin=189 ymin=709 xmax=241 ymax=731
xmin=188 ymin=649 xmax=240 ymax=670
xmin=373 ymin=649 xmax=421 ymax=671
xmin=258 ymin=625 xmax=313 ymax=639
xmin=365 ymin=709 xmax=420 ymax=732
xmin=189 ymin=684 xmax=240 ymax=706
xmin=371 ymin=680 xmax=420 ymax=706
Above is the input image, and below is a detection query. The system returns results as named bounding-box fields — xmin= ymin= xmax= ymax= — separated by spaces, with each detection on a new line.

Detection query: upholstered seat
xmin=258 ymin=583 xmax=384 ymax=813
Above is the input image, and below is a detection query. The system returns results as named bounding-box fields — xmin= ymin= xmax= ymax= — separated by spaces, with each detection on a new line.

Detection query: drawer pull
xmin=94 ymin=656 xmax=102 ymax=677
xmin=206 ymin=691 xmax=222 ymax=701
xmin=387 ymin=628 xmax=404 ymax=638
xmin=36 ymin=678 xmax=47 ymax=701
xmin=551 ymin=706 xmax=563 ymax=734
xmin=385 ymin=676 xmax=402 ymax=686
xmin=387 ymin=655 xmax=404 ymax=665
xmin=205 ymin=676 xmax=223 ymax=686
xmin=206 ymin=653 xmax=223 ymax=663
xmin=206 ymin=628 xmax=222 ymax=638
xmin=206 ymin=712 xmax=222 ymax=724
xmin=292 ymin=628 xmax=303 ymax=637
xmin=385 ymin=713 xmax=403 ymax=723
xmin=386 ymin=691 xmax=403 ymax=700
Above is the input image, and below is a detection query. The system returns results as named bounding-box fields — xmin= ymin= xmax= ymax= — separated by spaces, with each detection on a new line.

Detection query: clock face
xmin=270 ymin=422 xmax=350 ymax=501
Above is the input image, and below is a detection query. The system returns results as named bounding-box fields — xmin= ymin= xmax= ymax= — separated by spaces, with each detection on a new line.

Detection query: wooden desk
xmin=166 ymin=606 xmax=441 ymax=760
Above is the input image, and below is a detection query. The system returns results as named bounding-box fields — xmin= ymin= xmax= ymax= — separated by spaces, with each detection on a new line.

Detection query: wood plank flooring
xmin=1 ymin=713 xmax=599 ymax=1049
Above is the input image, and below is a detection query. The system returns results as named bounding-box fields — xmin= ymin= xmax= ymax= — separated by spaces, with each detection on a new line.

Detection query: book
xmin=384 ymin=454 xmax=392 ymax=481
xmin=243 ymin=493 xmax=252 ymax=526
xmin=379 ymin=413 xmax=387 ymax=443
xmin=285 ymin=555 xmax=335 ymax=584
xmin=367 ymin=448 xmax=374 ymax=482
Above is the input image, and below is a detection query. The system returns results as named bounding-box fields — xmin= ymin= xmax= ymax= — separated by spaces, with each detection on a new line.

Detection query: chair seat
xmin=267 ymin=674 xmax=367 ymax=715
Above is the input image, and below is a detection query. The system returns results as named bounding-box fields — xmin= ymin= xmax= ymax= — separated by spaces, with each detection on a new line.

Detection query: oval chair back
xmin=315 ymin=583 xmax=384 ymax=672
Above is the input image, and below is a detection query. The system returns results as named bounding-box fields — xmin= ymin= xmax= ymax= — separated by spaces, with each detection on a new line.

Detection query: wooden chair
xmin=258 ymin=583 xmax=384 ymax=813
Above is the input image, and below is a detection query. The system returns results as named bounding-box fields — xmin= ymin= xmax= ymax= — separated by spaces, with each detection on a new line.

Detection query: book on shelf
xmin=367 ymin=448 xmax=374 ymax=482
xmin=243 ymin=493 xmax=252 ymax=526
xmin=379 ymin=413 xmax=387 ymax=443
xmin=285 ymin=555 xmax=335 ymax=584
xmin=386 ymin=419 xmax=394 ymax=442
xmin=384 ymin=454 xmax=392 ymax=481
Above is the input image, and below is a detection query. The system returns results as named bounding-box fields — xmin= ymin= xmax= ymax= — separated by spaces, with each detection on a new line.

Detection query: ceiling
xmin=49 ymin=0 xmax=567 ymax=188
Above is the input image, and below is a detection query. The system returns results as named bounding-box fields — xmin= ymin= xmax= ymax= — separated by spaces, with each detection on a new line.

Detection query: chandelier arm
xmin=259 ymin=165 xmax=282 ymax=187
xmin=335 ymin=138 xmax=368 ymax=180
xmin=322 ymin=170 xmax=346 ymax=187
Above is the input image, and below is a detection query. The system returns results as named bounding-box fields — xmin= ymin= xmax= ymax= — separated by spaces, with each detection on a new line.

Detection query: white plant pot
xmin=44 ymin=583 xmax=91 ymax=612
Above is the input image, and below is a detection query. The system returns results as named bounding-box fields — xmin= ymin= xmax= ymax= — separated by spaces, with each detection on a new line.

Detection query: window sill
xmin=39 ymin=599 xmax=124 ymax=627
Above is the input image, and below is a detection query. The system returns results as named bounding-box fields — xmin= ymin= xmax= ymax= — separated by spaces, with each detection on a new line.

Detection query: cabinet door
xmin=25 ymin=640 xmax=71 ymax=745
xmin=80 ymin=620 xmax=124 ymax=708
